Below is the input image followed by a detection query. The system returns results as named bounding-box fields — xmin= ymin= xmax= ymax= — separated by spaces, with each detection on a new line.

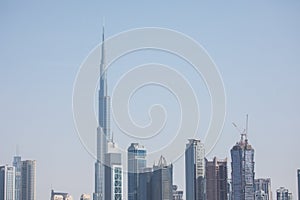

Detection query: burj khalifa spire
xmin=93 ymin=26 xmax=111 ymax=200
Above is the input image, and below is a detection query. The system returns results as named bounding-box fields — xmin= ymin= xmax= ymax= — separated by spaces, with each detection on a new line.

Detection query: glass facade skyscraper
xmin=231 ymin=135 xmax=255 ymax=200
xmin=0 ymin=165 xmax=15 ymax=200
xmin=127 ymin=143 xmax=147 ymax=200
xmin=151 ymin=156 xmax=173 ymax=200
xmin=21 ymin=160 xmax=36 ymax=200
xmin=185 ymin=139 xmax=206 ymax=200
xmin=137 ymin=156 xmax=173 ymax=200
xmin=13 ymin=156 xmax=21 ymax=200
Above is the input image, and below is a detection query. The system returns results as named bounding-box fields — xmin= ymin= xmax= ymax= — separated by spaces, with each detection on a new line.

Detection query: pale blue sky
xmin=0 ymin=1 xmax=300 ymax=199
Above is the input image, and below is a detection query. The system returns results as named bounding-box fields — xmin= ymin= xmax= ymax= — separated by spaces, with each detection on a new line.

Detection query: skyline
xmin=1 ymin=1 xmax=300 ymax=199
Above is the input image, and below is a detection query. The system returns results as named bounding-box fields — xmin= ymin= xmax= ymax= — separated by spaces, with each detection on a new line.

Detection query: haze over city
xmin=0 ymin=1 xmax=300 ymax=199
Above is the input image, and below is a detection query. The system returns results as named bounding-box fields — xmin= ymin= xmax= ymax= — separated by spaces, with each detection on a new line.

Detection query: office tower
xmin=50 ymin=190 xmax=73 ymax=200
xmin=0 ymin=165 xmax=15 ymax=200
xmin=80 ymin=194 xmax=90 ymax=200
xmin=128 ymin=143 xmax=147 ymax=200
xmin=254 ymin=178 xmax=272 ymax=200
xmin=104 ymin=140 xmax=123 ymax=200
xmin=13 ymin=156 xmax=21 ymax=200
xmin=231 ymin=133 xmax=255 ymax=200
xmin=297 ymin=169 xmax=300 ymax=200
xmin=94 ymin=27 xmax=111 ymax=200
xmin=172 ymin=185 xmax=184 ymax=200
xmin=276 ymin=187 xmax=292 ymax=200
xmin=185 ymin=139 xmax=206 ymax=200
xmin=21 ymin=160 xmax=36 ymax=200
xmin=205 ymin=157 xmax=228 ymax=200
xmin=138 ymin=168 xmax=152 ymax=200
xmin=151 ymin=156 xmax=173 ymax=200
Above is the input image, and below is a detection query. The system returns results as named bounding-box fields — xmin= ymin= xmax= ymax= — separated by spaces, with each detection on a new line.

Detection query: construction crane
xmin=232 ymin=114 xmax=249 ymax=142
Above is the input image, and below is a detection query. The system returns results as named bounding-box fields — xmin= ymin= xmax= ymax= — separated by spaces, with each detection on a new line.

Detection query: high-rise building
xmin=50 ymin=190 xmax=73 ymax=200
xmin=137 ymin=156 xmax=173 ymax=200
xmin=254 ymin=178 xmax=272 ymax=200
xmin=205 ymin=157 xmax=228 ymax=200
xmin=0 ymin=165 xmax=15 ymax=200
xmin=80 ymin=194 xmax=90 ymax=200
xmin=13 ymin=156 xmax=21 ymax=200
xmin=105 ymin=141 xmax=123 ymax=200
xmin=151 ymin=156 xmax=173 ymax=200
xmin=138 ymin=168 xmax=152 ymax=200
xmin=276 ymin=187 xmax=292 ymax=200
xmin=185 ymin=139 xmax=206 ymax=200
xmin=21 ymin=160 xmax=36 ymax=200
xmin=297 ymin=169 xmax=300 ymax=200
xmin=94 ymin=27 xmax=111 ymax=200
xmin=128 ymin=143 xmax=147 ymax=200
xmin=231 ymin=133 xmax=255 ymax=200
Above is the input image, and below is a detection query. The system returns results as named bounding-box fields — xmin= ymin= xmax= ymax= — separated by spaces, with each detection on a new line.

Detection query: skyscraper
xmin=138 ymin=168 xmax=152 ymax=200
xmin=136 ymin=156 xmax=173 ymax=200
xmin=0 ymin=165 xmax=15 ymax=200
xmin=21 ymin=160 xmax=36 ymax=200
xmin=231 ymin=133 xmax=255 ymax=200
xmin=185 ymin=139 xmax=206 ymax=200
xmin=94 ymin=27 xmax=111 ymax=200
xmin=13 ymin=156 xmax=21 ymax=200
xmin=151 ymin=156 xmax=173 ymax=200
xmin=254 ymin=178 xmax=272 ymax=200
xmin=104 ymin=141 xmax=123 ymax=200
xmin=205 ymin=157 xmax=228 ymax=200
xmin=127 ymin=143 xmax=147 ymax=200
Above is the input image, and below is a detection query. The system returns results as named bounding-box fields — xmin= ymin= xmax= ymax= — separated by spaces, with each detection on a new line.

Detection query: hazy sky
xmin=1 ymin=1 xmax=300 ymax=199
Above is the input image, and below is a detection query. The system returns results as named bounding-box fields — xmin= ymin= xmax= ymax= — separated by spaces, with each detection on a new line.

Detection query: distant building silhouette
xmin=276 ymin=187 xmax=292 ymax=200
xmin=185 ymin=139 xmax=206 ymax=200
xmin=21 ymin=160 xmax=36 ymax=200
xmin=0 ymin=165 xmax=15 ymax=200
xmin=205 ymin=157 xmax=228 ymax=200
xmin=254 ymin=178 xmax=272 ymax=200
xmin=137 ymin=156 xmax=173 ymax=200
xmin=50 ymin=189 xmax=72 ymax=200
xmin=127 ymin=143 xmax=147 ymax=200
xmin=231 ymin=134 xmax=255 ymax=200
xmin=13 ymin=156 xmax=21 ymax=200
xmin=151 ymin=156 xmax=173 ymax=200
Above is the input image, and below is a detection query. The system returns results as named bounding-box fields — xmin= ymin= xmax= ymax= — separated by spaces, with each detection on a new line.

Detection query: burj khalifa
xmin=93 ymin=27 xmax=111 ymax=200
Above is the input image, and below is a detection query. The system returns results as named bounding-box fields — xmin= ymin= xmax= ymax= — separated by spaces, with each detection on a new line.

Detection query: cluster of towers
xmin=92 ymin=29 xmax=278 ymax=200
xmin=0 ymin=155 xmax=36 ymax=200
